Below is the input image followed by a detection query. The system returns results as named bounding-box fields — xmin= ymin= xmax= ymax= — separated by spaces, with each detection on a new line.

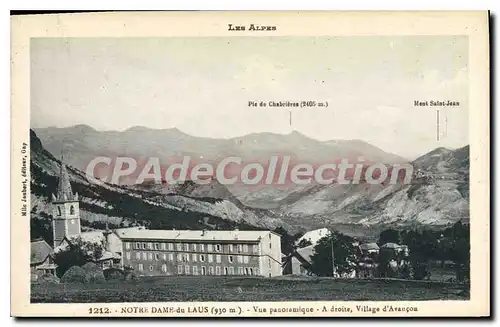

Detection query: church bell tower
xmin=51 ymin=158 xmax=81 ymax=248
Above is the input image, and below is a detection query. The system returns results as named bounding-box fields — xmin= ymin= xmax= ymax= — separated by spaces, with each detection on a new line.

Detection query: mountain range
xmin=30 ymin=129 xmax=292 ymax=243
xmin=30 ymin=125 xmax=470 ymax=240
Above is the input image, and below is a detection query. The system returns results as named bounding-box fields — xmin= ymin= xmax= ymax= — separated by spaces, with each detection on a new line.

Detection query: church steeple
xmin=52 ymin=153 xmax=78 ymax=202
xmin=51 ymin=152 xmax=81 ymax=248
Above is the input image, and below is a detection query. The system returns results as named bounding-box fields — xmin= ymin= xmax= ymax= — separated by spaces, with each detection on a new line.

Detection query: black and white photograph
xmin=10 ymin=11 xmax=490 ymax=317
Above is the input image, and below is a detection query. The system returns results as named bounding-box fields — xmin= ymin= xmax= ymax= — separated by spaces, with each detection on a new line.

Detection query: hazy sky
xmin=31 ymin=37 xmax=468 ymax=159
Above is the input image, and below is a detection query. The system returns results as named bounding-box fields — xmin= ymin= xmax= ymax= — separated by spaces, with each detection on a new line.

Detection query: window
xmin=125 ymin=242 xmax=131 ymax=250
xmin=207 ymin=244 xmax=212 ymax=252
xmin=249 ymin=268 xmax=254 ymax=276
xmin=243 ymin=256 xmax=249 ymax=264
xmin=184 ymin=243 xmax=189 ymax=251
xmin=161 ymin=243 xmax=166 ymax=250
xmin=70 ymin=205 xmax=75 ymax=215
xmin=229 ymin=244 xmax=234 ymax=252
xmin=149 ymin=265 xmax=154 ymax=271
xmin=229 ymin=267 xmax=234 ymax=275
xmin=155 ymin=253 xmax=160 ymax=261
xmin=192 ymin=244 xmax=197 ymax=251
xmin=148 ymin=252 xmax=153 ymax=261
xmin=201 ymin=266 xmax=206 ymax=275
xmin=237 ymin=244 xmax=243 ymax=252
xmin=200 ymin=244 xmax=205 ymax=251
xmin=216 ymin=266 xmax=221 ymax=275
xmin=161 ymin=264 xmax=167 ymax=273
xmin=216 ymin=244 xmax=221 ymax=252
xmin=254 ymin=268 xmax=259 ymax=276
xmin=138 ymin=264 xmax=144 ymax=271
xmin=237 ymin=255 xmax=243 ymax=263
xmin=135 ymin=242 xmax=140 ymax=249
xmin=184 ymin=254 xmax=190 ymax=262
xmin=148 ymin=243 xmax=153 ymax=250
xmin=142 ymin=252 xmax=147 ymax=260
xmin=135 ymin=252 xmax=141 ymax=260
xmin=216 ymin=255 xmax=221 ymax=263
xmin=243 ymin=244 xmax=248 ymax=253
xmin=209 ymin=266 xmax=214 ymax=275
xmin=178 ymin=265 xmax=183 ymax=274
xmin=268 ymin=258 xmax=271 ymax=268
xmin=224 ymin=267 xmax=229 ymax=275
xmin=126 ymin=252 xmax=131 ymax=260
xmin=163 ymin=253 xmax=167 ymax=261
xmin=168 ymin=253 xmax=174 ymax=261
xmin=154 ymin=243 xmax=160 ymax=250
xmin=269 ymin=243 xmax=272 ymax=249
xmin=57 ymin=206 xmax=62 ymax=216
xmin=208 ymin=254 xmax=213 ymax=263
xmin=228 ymin=255 xmax=234 ymax=263
xmin=200 ymin=254 xmax=206 ymax=262
xmin=192 ymin=254 xmax=197 ymax=262
xmin=245 ymin=268 xmax=249 ymax=275
xmin=177 ymin=254 xmax=182 ymax=261
xmin=142 ymin=243 xmax=147 ymax=249
xmin=168 ymin=243 xmax=173 ymax=251
xmin=176 ymin=243 xmax=182 ymax=251
xmin=185 ymin=265 xmax=190 ymax=275
xmin=238 ymin=267 xmax=244 ymax=275
xmin=193 ymin=266 xmax=198 ymax=275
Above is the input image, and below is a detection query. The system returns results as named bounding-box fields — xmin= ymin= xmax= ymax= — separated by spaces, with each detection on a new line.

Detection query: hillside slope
xmin=276 ymin=145 xmax=469 ymax=229
xmin=30 ymin=130 xmax=291 ymax=242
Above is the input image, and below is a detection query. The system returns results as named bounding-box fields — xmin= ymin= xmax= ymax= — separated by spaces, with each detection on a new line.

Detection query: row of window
xmin=125 ymin=252 xmax=252 ymax=264
xmin=125 ymin=242 xmax=258 ymax=253
xmin=137 ymin=264 xmax=259 ymax=276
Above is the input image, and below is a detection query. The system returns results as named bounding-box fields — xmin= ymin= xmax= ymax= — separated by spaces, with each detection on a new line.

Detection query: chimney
xmin=103 ymin=222 xmax=112 ymax=251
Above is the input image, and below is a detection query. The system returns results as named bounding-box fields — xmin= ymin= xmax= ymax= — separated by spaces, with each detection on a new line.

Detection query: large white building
xmin=48 ymin=160 xmax=282 ymax=278
xmin=115 ymin=229 xmax=282 ymax=277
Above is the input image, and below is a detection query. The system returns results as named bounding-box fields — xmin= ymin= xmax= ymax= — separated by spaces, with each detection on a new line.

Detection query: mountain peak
xmin=69 ymin=124 xmax=96 ymax=132
xmin=287 ymin=130 xmax=311 ymax=139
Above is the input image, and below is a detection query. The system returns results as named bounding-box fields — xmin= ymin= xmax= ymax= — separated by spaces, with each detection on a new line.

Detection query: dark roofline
xmin=121 ymin=237 xmax=260 ymax=243
xmin=31 ymin=254 xmax=53 ymax=266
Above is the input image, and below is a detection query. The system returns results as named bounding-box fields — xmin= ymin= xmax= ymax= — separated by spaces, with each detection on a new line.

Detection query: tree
xmin=309 ymin=230 xmax=358 ymax=277
xmin=53 ymin=236 xmax=105 ymax=277
xmin=447 ymin=220 xmax=470 ymax=282
xmin=400 ymin=229 xmax=437 ymax=280
xmin=274 ymin=227 xmax=301 ymax=256
xmin=378 ymin=228 xmax=400 ymax=245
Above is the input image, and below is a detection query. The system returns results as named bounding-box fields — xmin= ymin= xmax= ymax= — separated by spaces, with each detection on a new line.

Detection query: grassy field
xmin=31 ymin=276 xmax=469 ymax=303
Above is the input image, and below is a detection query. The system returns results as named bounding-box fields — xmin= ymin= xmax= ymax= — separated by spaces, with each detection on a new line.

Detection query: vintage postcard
xmin=11 ymin=11 xmax=490 ymax=317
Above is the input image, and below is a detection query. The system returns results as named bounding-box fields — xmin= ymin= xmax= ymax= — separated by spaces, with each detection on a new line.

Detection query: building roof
xmin=36 ymin=263 xmax=58 ymax=270
xmin=115 ymin=229 xmax=274 ymax=242
xmin=53 ymin=231 xmax=106 ymax=253
xmin=96 ymin=251 xmax=121 ymax=261
xmin=295 ymin=245 xmax=315 ymax=264
xmin=380 ymin=242 xmax=401 ymax=249
xmin=295 ymin=228 xmax=330 ymax=247
xmin=359 ymin=242 xmax=380 ymax=251
xmin=31 ymin=239 xmax=53 ymax=264
xmin=53 ymin=162 xmax=78 ymax=202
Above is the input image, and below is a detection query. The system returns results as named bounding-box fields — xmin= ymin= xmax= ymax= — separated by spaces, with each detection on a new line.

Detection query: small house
xmin=30 ymin=239 xmax=58 ymax=281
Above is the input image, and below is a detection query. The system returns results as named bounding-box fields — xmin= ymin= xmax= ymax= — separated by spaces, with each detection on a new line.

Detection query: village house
xmin=359 ymin=242 xmax=380 ymax=255
xmin=30 ymin=238 xmax=58 ymax=280
xmin=282 ymin=245 xmax=315 ymax=276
